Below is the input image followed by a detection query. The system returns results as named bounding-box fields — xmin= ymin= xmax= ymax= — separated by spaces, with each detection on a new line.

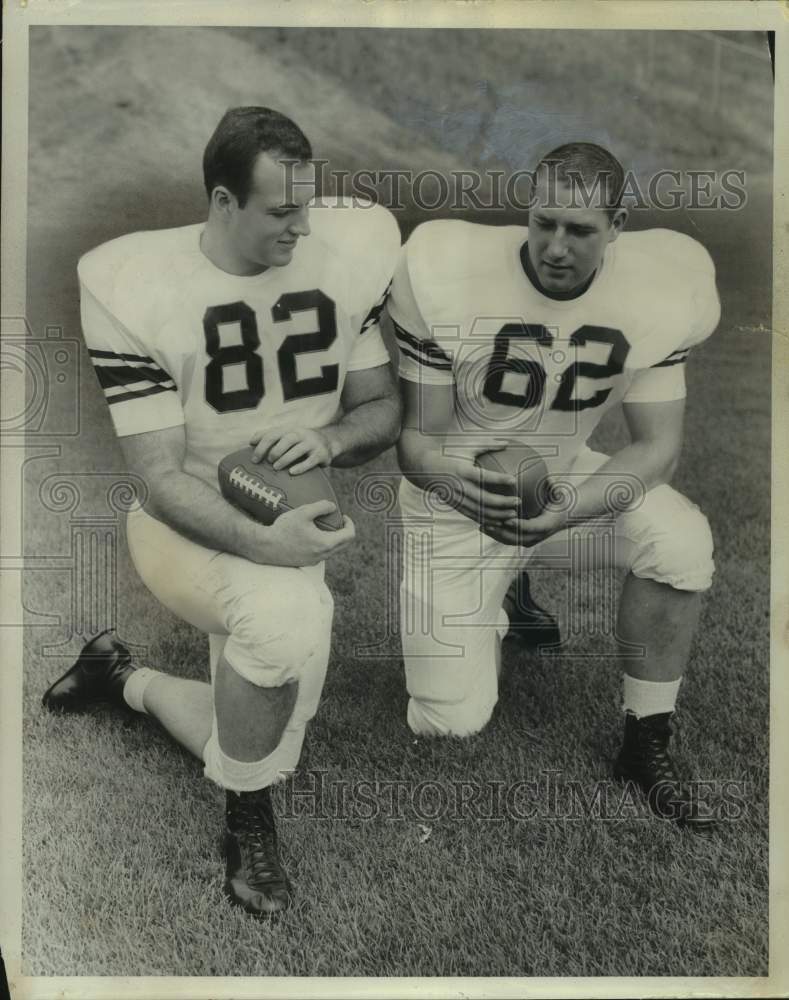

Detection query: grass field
xmin=20 ymin=27 xmax=773 ymax=979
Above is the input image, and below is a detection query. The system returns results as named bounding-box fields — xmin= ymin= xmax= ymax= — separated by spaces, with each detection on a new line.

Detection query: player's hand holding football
xmin=250 ymin=426 xmax=335 ymax=475
xmin=481 ymin=507 xmax=567 ymax=548
xmin=420 ymin=443 xmax=521 ymax=525
xmin=261 ymin=501 xmax=356 ymax=567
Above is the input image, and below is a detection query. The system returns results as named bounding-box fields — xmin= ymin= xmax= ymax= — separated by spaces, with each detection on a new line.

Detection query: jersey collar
xmin=516 ymin=236 xmax=615 ymax=309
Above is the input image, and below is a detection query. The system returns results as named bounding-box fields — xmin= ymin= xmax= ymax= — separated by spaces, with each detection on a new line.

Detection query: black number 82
xmin=203 ymin=291 xmax=339 ymax=413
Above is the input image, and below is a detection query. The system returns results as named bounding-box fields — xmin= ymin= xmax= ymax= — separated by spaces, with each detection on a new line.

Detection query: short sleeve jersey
xmin=389 ymin=222 xmax=720 ymax=473
xmin=78 ymin=199 xmax=400 ymax=487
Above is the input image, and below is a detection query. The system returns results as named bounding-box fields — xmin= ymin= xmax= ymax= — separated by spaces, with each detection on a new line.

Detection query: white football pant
xmin=126 ymin=506 xmax=333 ymax=790
xmin=399 ymin=446 xmax=714 ymax=737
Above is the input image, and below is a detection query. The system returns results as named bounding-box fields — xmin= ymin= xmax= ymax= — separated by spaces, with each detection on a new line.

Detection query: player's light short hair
xmin=533 ymin=142 xmax=625 ymax=219
xmin=203 ymin=107 xmax=313 ymax=207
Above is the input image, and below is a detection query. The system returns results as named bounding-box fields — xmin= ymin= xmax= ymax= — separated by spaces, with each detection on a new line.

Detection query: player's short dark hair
xmin=533 ymin=142 xmax=625 ymax=218
xmin=203 ymin=107 xmax=313 ymax=207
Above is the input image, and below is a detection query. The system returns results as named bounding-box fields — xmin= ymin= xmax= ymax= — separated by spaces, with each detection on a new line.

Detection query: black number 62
xmin=483 ymin=323 xmax=629 ymax=413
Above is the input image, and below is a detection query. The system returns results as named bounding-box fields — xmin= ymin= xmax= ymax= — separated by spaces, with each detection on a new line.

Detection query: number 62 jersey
xmin=78 ymin=199 xmax=400 ymax=488
xmin=389 ymin=220 xmax=720 ymax=474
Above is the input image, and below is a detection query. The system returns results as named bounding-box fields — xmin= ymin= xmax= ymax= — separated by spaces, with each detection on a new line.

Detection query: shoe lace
xmin=232 ymin=798 xmax=286 ymax=889
xmin=247 ymin=833 xmax=285 ymax=887
xmin=639 ymin=723 xmax=680 ymax=784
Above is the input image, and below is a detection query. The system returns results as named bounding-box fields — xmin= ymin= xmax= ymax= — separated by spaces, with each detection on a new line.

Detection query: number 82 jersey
xmin=389 ymin=220 xmax=720 ymax=474
xmin=78 ymin=199 xmax=400 ymax=488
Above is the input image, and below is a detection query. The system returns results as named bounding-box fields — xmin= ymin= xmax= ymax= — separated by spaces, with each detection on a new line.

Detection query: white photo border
xmin=2 ymin=2 xmax=787 ymax=998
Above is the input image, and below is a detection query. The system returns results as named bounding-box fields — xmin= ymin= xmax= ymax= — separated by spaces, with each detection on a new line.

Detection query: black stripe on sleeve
xmin=89 ymin=348 xmax=156 ymax=363
xmin=359 ymin=281 xmax=392 ymax=335
xmin=105 ymin=383 xmax=177 ymax=406
xmin=94 ymin=364 xmax=176 ymax=390
xmin=392 ymin=320 xmax=454 ymax=370
xmin=651 ymin=351 xmax=690 ymax=369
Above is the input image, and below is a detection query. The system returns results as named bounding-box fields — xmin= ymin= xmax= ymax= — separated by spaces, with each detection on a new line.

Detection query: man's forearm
xmin=144 ymin=470 xmax=269 ymax=561
xmin=566 ymin=441 xmax=678 ymax=522
xmin=396 ymin=428 xmax=446 ymax=486
xmin=325 ymin=395 xmax=401 ymax=468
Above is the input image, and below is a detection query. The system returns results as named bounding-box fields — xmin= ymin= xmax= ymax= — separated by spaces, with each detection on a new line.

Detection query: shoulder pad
xmin=405 ymin=220 xmax=521 ymax=319
xmin=616 ymin=230 xmax=719 ymax=365
xmin=78 ymin=228 xmax=188 ymax=302
xmin=309 ymin=198 xmax=400 ymax=263
xmin=624 ymin=228 xmax=715 ymax=278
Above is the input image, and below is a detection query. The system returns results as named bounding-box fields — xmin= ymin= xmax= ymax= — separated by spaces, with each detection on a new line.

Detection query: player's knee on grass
xmin=401 ymin=577 xmax=502 ymax=738
xmin=624 ymin=485 xmax=715 ymax=592
xmin=407 ymin=694 xmax=495 ymax=738
xmin=405 ymin=638 xmax=499 ymax=738
xmin=223 ymin=571 xmax=334 ymax=688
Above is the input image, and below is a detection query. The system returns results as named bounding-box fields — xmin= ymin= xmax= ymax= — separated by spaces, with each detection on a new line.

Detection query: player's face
xmin=229 ymin=153 xmax=316 ymax=270
xmin=527 ymin=180 xmax=626 ymax=297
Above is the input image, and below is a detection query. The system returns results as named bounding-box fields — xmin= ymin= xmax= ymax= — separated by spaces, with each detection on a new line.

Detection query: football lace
xmin=229 ymin=466 xmax=285 ymax=509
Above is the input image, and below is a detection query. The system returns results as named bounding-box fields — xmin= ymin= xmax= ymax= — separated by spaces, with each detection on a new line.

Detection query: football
xmin=476 ymin=443 xmax=551 ymax=519
xmin=218 ymin=446 xmax=344 ymax=531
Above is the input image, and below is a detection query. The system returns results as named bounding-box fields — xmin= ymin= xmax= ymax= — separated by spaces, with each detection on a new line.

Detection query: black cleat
xmin=224 ymin=787 xmax=291 ymax=916
xmin=503 ymin=570 xmax=561 ymax=650
xmin=42 ymin=629 xmax=136 ymax=712
xmin=614 ymin=712 xmax=715 ymax=831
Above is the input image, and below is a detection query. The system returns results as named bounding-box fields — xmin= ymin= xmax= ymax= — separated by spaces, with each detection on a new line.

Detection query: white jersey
xmin=79 ymin=200 xmax=400 ymax=487
xmin=389 ymin=221 xmax=720 ymax=473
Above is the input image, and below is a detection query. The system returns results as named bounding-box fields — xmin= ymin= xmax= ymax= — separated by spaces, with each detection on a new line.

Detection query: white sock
xmin=122 ymin=667 xmax=160 ymax=714
xmin=622 ymin=674 xmax=682 ymax=719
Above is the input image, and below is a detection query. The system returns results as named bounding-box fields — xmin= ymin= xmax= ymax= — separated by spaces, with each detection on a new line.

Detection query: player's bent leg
xmin=213 ymin=659 xmax=298 ymax=762
xmin=403 ymin=615 xmax=500 ymax=738
xmin=130 ymin=502 xmax=334 ymax=760
xmin=126 ymin=507 xmax=331 ymax=778
xmin=620 ymin=484 xmax=715 ymax=595
xmin=612 ymin=484 xmax=714 ymax=687
xmin=128 ymin=506 xmax=334 ymax=913
xmin=121 ymin=506 xmax=232 ymax=756
xmin=613 ymin=485 xmax=716 ymax=829
xmin=527 ymin=472 xmax=716 ymax=828
xmin=41 ymin=623 xmax=214 ymax=761
xmin=399 ymin=480 xmax=520 ymax=737
xmin=203 ymin=564 xmax=333 ymax=790
xmin=140 ymin=674 xmax=214 ymax=759
xmin=616 ymin=575 xmax=702 ymax=682
xmin=200 ymin=566 xmax=332 ymax=916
